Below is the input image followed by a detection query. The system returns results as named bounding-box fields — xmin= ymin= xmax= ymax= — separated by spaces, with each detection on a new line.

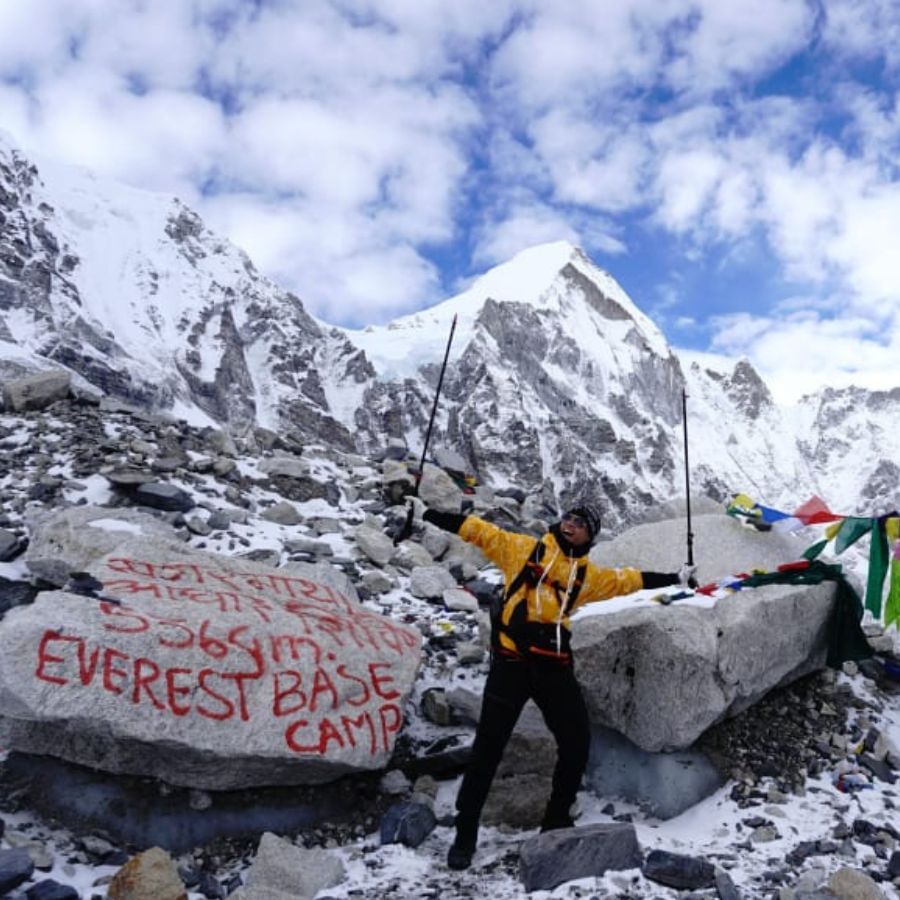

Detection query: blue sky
xmin=1 ymin=0 xmax=899 ymax=402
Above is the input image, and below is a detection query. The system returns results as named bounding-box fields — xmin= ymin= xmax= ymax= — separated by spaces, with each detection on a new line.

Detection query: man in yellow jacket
xmin=421 ymin=500 xmax=695 ymax=870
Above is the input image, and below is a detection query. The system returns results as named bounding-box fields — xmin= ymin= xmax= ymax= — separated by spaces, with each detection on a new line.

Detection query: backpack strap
xmin=556 ymin=563 xmax=588 ymax=615
xmin=504 ymin=539 xmax=546 ymax=602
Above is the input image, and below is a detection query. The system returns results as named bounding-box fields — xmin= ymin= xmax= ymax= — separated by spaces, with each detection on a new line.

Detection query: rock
xmin=443 ymin=588 xmax=479 ymax=612
xmin=25 ymin=878 xmax=80 ymax=899
xmin=484 ymin=773 xmax=551 ymax=827
xmin=715 ymin=868 xmax=742 ymax=900
xmin=421 ymin=687 xmax=454 ymax=726
xmin=134 ymin=483 xmax=195 ymax=513
xmin=105 ymin=469 xmax=159 ymax=487
xmin=586 ymin=724 xmax=723 ymax=819
xmin=150 ymin=457 xmax=184 ymax=474
xmin=379 ymin=769 xmax=411 ymax=795
xmin=0 ymin=847 xmax=35 ymax=894
xmin=418 ymin=463 xmax=463 ymax=513
xmin=24 ymin=506 xmax=176 ymax=586
xmin=0 ymin=577 xmax=38 ymax=616
xmin=361 ymin=571 xmax=394 ymax=594
xmin=259 ymin=501 xmax=301 ymax=526
xmin=354 ymin=525 xmax=395 ymax=566
xmin=259 ymin=456 xmax=310 ymax=479
xmin=0 ymin=538 xmax=422 ymax=789
xmin=379 ymin=800 xmax=437 ymax=848
xmin=642 ymin=849 xmax=716 ymax=890
xmin=185 ymin=516 xmax=212 ymax=536
xmin=0 ymin=528 xmax=24 ymax=561
xmin=826 ymin=867 xmax=887 ymax=899
xmin=2 ymin=370 xmax=70 ymax=412
xmin=409 ymin=565 xmax=458 ymax=599
xmin=284 ymin=538 xmax=333 ymax=558
xmin=390 ymin=540 xmax=435 ymax=572
xmin=519 ymin=823 xmax=642 ymax=892
xmin=206 ymin=511 xmax=232 ymax=531
xmin=242 ymin=832 xmax=345 ymax=899
xmin=888 ymin=850 xmax=900 ymax=878
xmin=107 ymin=847 xmax=186 ymax=900
xmin=574 ymin=514 xmax=839 ymax=751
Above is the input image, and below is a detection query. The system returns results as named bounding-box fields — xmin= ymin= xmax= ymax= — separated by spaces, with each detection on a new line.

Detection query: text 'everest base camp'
xmin=1 ymin=128 xmax=900 ymax=900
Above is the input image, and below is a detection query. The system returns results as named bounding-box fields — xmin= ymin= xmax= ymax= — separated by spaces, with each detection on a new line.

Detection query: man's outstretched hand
xmin=678 ymin=563 xmax=698 ymax=588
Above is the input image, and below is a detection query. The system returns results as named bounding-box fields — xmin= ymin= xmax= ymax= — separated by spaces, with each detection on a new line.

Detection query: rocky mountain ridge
xmin=2 ymin=130 xmax=898 ymax=531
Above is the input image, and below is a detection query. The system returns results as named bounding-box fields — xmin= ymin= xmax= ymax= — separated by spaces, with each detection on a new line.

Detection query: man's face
xmin=560 ymin=512 xmax=591 ymax=547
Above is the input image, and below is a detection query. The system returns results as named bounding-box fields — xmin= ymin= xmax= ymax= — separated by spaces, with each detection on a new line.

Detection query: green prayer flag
xmin=886 ymin=559 xmax=900 ymax=630
xmin=864 ymin=520 xmax=890 ymax=619
xmin=802 ymin=539 xmax=829 ymax=561
xmin=740 ymin=560 xmax=871 ymax=667
xmin=834 ymin=517 xmax=873 ymax=555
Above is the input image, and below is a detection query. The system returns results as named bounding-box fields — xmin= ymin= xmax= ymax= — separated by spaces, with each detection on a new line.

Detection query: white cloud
xmin=821 ymin=0 xmax=900 ymax=69
xmin=0 ymin=0 xmax=898 ymax=401
xmin=709 ymin=310 xmax=900 ymax=404
xmin=203 ymin=193 xmax=442 ymax=325
xmin=472 ymin=204 xmax=585 ymax=268
xmin=663 ymin=0 xmax=815 ymax=93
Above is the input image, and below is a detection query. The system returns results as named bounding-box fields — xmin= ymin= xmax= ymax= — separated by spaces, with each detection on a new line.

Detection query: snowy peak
xmin=0 ymin=130 xmax=364 ymax=443
xmin=341 ymin=240 xmax=670 ymax=381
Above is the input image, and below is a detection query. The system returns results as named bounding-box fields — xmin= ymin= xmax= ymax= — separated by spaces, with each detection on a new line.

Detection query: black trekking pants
xmin=454 ymin=651 xmax=591 ymax=829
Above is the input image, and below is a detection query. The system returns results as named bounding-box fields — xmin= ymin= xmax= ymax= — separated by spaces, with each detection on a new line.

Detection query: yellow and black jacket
xmin=424 ymin=511 xmax=662 ymax=663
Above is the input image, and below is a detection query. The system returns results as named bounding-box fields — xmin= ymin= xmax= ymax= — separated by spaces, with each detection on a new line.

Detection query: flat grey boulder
xmin=0 ymin=537 xmax=422 ymax=789
xmin=134 ymin=482 xmax=195 ymax=512
xmin=240 ymin=832 xmax=345 ymax=900
xmin=1 ymin=370 xmax=71 ymax=412
xmin=574 ymin=514 xmax=836 ymax=751
xmin=519 ymin=823 xmax=642 ymax=892
xmin=24 ymin=506 xmax=177 ymax=586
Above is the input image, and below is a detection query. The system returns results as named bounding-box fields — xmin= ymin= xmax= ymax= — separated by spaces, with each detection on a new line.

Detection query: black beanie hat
xmin=565 ymin=502 xmax=602 ymax=541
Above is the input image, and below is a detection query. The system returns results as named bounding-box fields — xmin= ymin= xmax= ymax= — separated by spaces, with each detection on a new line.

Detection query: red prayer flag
xmin=792 ymin=495 xmax=843 ymax=525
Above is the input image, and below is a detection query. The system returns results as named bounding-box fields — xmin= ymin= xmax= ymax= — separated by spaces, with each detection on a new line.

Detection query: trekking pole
xmin=682 ymin=387 xmax=694 ymax=567
xmin=394 ymin=313 xmax=458 ymax=545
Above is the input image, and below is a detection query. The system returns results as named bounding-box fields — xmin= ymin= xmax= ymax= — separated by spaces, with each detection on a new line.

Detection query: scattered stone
xmin=354 ymin=525 xmax=395 ymax=566
xmin=642 ymin=849 xmax=716 ymax=890
xmin=25 ymin=878 xmax=80 ymax=899
xmin=0 ymin=528 xmax=25 ymax=561
xmin=259 ymin=500 xmax=301 ymax=525
xmin=519 ymin=823 xmax=642 ymax=892
xmin=2 ymin=370 xmax=70 ymax=412
xmin=259 ymin=456 xmax=310 ymax=479
xmin=379 ymin=800 xmax=436 ymax=848
xmin=714 ymin=868 xmax=742 ymax=900
xmin=826 ymin=866 xmax=885 ymax=899
xmin=379 ymin=769 xmax=411 ymax=795
xmin=0 ymin=577 xmax=38 ymax=615
xmin=107 ymin=846 xmax=186 ymax=900
xmin=443 ymin=588 xmax=479 ymax=612
xmin=242 ymin=832 xmax=345 ymax=899
xmin=409 ymin=565 xmax=458 ymax=599
xmin=0 ymin=847 xmax=35 ymax=894
xmin=133 ymin=482 xmax=195 ymax=513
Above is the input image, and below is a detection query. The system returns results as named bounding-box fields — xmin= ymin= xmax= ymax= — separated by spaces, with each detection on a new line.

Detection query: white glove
xmin=678 ymin=563 xmax=697 ymax=587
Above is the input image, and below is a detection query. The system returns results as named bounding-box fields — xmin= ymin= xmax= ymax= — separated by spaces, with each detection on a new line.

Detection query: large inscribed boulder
xmin=573 ymin=514 xmax=838 ymax=751
xmin=0 ymin=537 xmax=422 ymax=789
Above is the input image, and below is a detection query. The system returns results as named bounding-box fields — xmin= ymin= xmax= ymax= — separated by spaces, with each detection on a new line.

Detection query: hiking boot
xmin=447 ymin=818 xmax=478 ymax=870
xmin=540 ymin=811 xmax=575 ymax=832
xmin=447 ymin=839 xmax=475 ymax=870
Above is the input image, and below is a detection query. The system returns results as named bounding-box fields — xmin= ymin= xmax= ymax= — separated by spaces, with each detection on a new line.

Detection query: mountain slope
xmin=0 ymin=130 xmax=367 ymax=446
xmin=2 ymin=130 xmax=898 ymax=527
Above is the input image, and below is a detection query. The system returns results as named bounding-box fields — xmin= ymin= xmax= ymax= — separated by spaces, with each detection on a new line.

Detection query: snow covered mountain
xmin=2 ymin=130 xmax=898 ymax=527
xmin=0 ymin=130 xmax=369 ymax=449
